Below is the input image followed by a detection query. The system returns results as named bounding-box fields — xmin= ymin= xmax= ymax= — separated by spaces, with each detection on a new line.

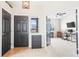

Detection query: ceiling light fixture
xmin=22 ymin=1 xmax=30 ymax=9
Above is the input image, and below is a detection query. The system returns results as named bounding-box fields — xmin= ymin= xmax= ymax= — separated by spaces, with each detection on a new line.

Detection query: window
xmin=31 ymin=18 xmax=38 ymax=33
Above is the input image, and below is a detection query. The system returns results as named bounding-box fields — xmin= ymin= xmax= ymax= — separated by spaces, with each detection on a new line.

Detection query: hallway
xmin=3 ymin=38 xmax=78 ymax=57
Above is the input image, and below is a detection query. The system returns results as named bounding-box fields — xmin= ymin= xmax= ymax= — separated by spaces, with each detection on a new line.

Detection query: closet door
xmin=14 ymin=16 xmax=28 ymax=47
xmin=2 ymin=9 xmax=11 ymax=56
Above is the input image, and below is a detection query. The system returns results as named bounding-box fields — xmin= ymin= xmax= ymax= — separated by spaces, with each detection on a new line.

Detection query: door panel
xmin=2 ymin=9 xmax=11 ymax=56
xmin=22 ymin=23 xmax=27 ymax=32
xmin=16 ymin=22 xmax=21 ymax=32
xmin=14 ymin=16 xmax=28 ymax=47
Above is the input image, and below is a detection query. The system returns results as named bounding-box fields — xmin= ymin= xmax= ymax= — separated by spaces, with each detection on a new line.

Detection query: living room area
xmin=0 ymin=1 xmax=79 ymax=57
xmin=54 ymin=9 xmax=76 ymax=42
xmin=47 ymin=9 xmax=77 ymax=41
xmin=47 ymin=8 xmax=78 ymax=55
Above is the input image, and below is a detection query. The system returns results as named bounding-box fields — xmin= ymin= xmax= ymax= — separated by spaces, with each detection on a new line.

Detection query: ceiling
xmin=7 ymin=1 xmax=79 ymax=9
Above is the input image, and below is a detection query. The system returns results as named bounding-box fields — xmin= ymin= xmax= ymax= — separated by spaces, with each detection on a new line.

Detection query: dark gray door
xmin=14 ymin=16 xmax=28 ymax=47
xmin=2 ymin=9 xmax=11 ymax=56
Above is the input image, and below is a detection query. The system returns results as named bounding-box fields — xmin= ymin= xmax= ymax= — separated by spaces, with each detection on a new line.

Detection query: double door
xmin=2 ymin=9 xmax=11 ymax=56
xmin=14 ymin=16 xmax=28 ymax=47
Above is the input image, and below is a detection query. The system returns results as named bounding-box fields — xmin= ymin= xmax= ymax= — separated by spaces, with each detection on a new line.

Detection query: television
xmin=67 ymin=22 xmax=75 ymax=28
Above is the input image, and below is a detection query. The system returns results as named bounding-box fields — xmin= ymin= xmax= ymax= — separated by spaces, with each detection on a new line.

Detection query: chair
xmin=63 ymin=32 xmax=70 ymax=41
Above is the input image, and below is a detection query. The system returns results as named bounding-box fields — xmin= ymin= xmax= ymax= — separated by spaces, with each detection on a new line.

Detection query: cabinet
xmin=57 ymin=32 xmax=63 ymax=38
xmin=32 ymin=35 xmax=42 ymax=48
